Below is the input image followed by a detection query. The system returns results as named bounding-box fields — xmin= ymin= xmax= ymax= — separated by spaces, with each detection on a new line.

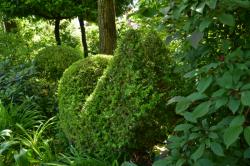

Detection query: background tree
xmin=98 ymin=0 xmax=117 ymax=54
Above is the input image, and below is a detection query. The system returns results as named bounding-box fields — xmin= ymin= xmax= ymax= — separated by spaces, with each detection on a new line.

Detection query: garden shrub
xmin=78 ymin=29 xmax=180 ymax=161
xmin=0 ymin=32 xmax=31 ymax=63
xmin=34 ymin=45 xmax=82 ymax=80
xmin=86 ymin=26 xmax=99 ymax=55
xmin=26 ymin=78 xmax=58 ymax=117
xmin=58 ymin=55 xmax=112 ymax=142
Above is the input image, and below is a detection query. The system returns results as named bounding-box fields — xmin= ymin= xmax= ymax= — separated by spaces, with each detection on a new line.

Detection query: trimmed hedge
xmin=34 ymin=45 xmax=82 ymax=80
xmin=78 ymin=29 xmax=180 ymax=160
xmin=58 ymin=55 xmax=112 ymax=142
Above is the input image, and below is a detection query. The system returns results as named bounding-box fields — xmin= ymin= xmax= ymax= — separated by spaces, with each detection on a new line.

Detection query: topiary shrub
xmin=58 ymin=55 xmax=112 ymax=142
xmin=34 ymin=45 xmax=82 ymax=80
xmin=77 ymin=29 xmax=181 ymax=161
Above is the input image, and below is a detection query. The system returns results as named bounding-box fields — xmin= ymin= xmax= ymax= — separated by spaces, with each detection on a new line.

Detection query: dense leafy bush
xmin=77 ymin=29 xmax=180 ymax=161
xmin=0 ymin=32 xmax=31 ymax=63
xmin=155 ymin=1 xmax=250 ymax=166
xmin=86 ymin=26 xmax=99 ymax=55
xmin=26 ymin=78 xmax=58 ymax=117
xmin=58 ymin=55 xmax=112 ymax=142
xmin=34 ymin=45 xmax=82 ymax=80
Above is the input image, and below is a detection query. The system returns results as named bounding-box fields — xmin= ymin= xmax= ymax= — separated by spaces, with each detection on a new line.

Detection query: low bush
xmin=26 ymin=78 xmax=58 ymax=117
xmin=34 ymin=45 xmax=82 ymax=80
xmin=0 ymin=32 xmax=32 ymax=63
xmin=58 ymin=55 xmax=112 ymax=142
xmin=78 ymin=29 xmax=181 ymax=161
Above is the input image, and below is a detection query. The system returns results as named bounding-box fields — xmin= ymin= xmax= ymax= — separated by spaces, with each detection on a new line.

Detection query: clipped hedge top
xmin=58 ymin=54 xmax=112 ymax=141
xmin=78 ymin=29 xmax=177 ymax=159
xmin=34 ymin=45 xmax=82 ymax=80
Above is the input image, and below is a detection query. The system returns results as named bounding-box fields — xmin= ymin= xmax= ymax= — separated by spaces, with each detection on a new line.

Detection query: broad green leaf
xmin=197 ymin=158 xmax=213 ymax=166
xmin=176 ymin=99 xmax=191 ymax=114
xmin=174 ymin=123 xmax=193 ymax=131
xmin=244 ymin=126 xmax=250 ymax=146
xmin=195 ymin=2 xmax=206 ymax=13
xmin=121 ymin=162 xmax=137 ymax=166
xmin=197 ymin=76 xmax=213 ymax=93
xmin=217 ymin=71 xmax=233 ymax=89
xmin=210 ymin=142 xmax=224 ymax=156
xmin=14 ymin=148 xmax=29 ymax=166
xmin=191 ymin=144 xmax=205 ymax=162
xmin=219 ymin=13 xmax=235 ymax=26
xmin=228 ymin=97 xmax=240 ymax=114
xmin=199 ymin=18 xmax=212 ymax=31
xmin=241 ymin=83 xmax=250 ymax=91
xmin=187 ymin=92 xmax=207 ymax=102
xmin=167 ymin=96 xmax=185 ymax=105
xmin=215 ymin=97 xmax=228 ymax=110
xmin=188 ymin=31 xmax=204 ymax=49
xmin=200 ymin=63 xmax=219 ymax=73
xmin=208 ymin=132 xmax=219 ymax=139
xmin=233 ymin=0 xmax=250 ymax=8
xmin=223 ymin=126 xmax=243 ymax=148
xmin=176 ymin=158 xmax=185 ymax=166
xmin=184 ymin=112 xmax=197 ymax=123
xmin=159 ymin=7 xmax=171 ymax=15
xmin=152 ymin=159 xmax=168 ymax=166
xmin=206 ymin=0 xmax=217 ymax=9
xmin=189 ymin=133 xmax=201 ymax=140
xmin=212 ymin=89 xmax=226 ymax=98
xmin=229 ymin=115 xmax=245 ymax=127
xmin=232 ymin=69 xmax=243 ymax=84
xmin=173 ymin=3 xmax=187 ymax=19
xmin=244 ymin=147 xmax=250 ymax=159
xmin=192 ymin=101 xmax=211 ymax=119
xmin=241 ymin=91 xmax=250 ymax=106
xmin=184 ymin=69 xmax=199 ymax=78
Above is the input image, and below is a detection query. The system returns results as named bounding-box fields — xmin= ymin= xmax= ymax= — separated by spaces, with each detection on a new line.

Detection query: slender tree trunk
xmin=55 ymin=18 xmax=61 ymax=45
xmin=78 ymin=17 xmax=88 ymax=58
xmin=98 ymin=0 xmax=117 ymax=54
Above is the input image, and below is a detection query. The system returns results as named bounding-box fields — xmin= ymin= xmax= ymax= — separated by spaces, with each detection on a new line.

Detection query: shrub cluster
xmin=58 ymin=55 xmax=112 ymax=142
xmin=77 ymin=29 xmax=180 ymax=160
xmin=34 ymin=45 xmax=82 ymax=80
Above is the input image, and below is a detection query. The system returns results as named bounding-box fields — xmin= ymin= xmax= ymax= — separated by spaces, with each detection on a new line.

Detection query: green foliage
xmin=0 ymin=32 xmax=31 ymax=63
xmin=58 ymin=54 xmax=112 ymax=142
xmin=77 ymin=29 xmax=180 ymax=161
xmin=0 ymin=117 xmax=55 ymax=165
xmin=86 ymin=25 xmax=99 ymax=55
xmin=26 ymin=78 xmax=58 ymax=117
xmin=153 ymin=0 xmax=250 ymax=165
xmin=60 ymin=20 xmax=81 ymax=49
xmin=34 ymin=45 xmax=82 ymax=80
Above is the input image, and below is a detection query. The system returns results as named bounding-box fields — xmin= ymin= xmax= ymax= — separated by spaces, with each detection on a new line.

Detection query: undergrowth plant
xmin=0 ymin=117 xmax=55 ymax=165
xmin=153 ymin=0 xmax=250 ymax=165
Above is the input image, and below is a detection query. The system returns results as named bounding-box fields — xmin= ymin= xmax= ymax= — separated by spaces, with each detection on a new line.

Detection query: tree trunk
xmin=54 ymin=18 xmax=61 ymax=45
xmin=78 ymin=17 xmax=88 ymax=58
xmin=98 ymin=0 xmax=117 ymax=54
